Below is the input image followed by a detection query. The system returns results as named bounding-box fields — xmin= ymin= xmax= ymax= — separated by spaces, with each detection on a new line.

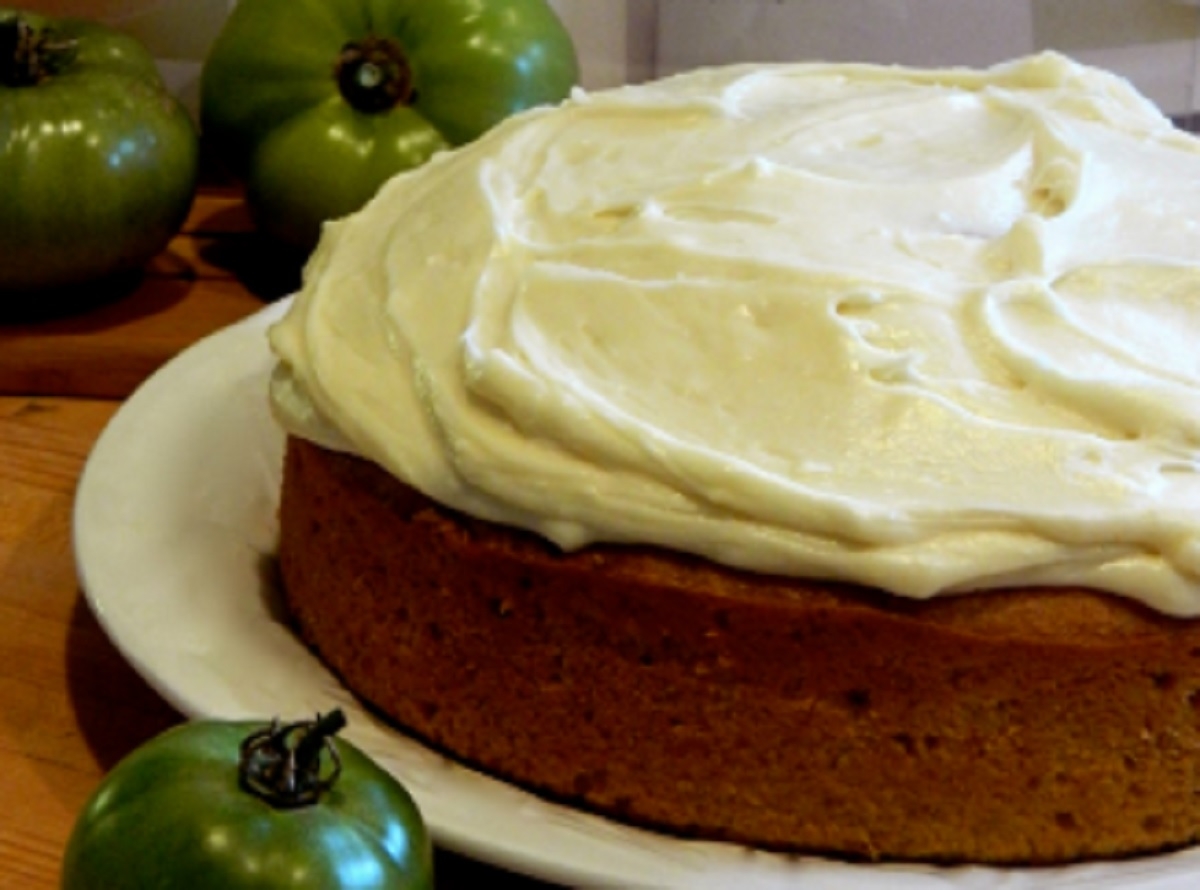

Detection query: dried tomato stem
xmin=239 ymin=709 xmax=347 ymax=808
xmin=0 ymin=17 xmax=77 ymax=88
xmin=335 ymin=35 xmax=414 ymax=113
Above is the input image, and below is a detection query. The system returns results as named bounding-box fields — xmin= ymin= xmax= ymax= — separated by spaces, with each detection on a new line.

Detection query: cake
xmin=268 ymin=53 xmax=1200 ymax=864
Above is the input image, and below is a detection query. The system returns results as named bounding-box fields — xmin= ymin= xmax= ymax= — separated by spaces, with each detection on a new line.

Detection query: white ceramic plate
xmin=74 ymin=301 xmax=1200 ymax=890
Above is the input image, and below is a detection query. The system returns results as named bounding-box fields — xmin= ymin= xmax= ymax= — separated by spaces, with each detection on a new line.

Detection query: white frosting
xmin=269 ymin=53 xmax=1200 ymax=615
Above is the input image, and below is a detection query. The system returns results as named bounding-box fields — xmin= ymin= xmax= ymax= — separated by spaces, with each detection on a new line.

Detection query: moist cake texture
xmin=269 ymin=53 xmax=1200 ymax=863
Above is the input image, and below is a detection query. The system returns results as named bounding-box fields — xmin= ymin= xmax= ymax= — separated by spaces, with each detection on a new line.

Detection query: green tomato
xmin=0 ymin=9 xmax=198 ymax=298
xmin=61 ymin=711 xmax=434 ymax=890
xmin=200 ymin=0 xmax=578 ymax=252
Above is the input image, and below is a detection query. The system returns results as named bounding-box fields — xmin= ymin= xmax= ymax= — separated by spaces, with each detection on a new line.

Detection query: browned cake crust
xmin=278 ymin=435 xmax=1200 ymax=864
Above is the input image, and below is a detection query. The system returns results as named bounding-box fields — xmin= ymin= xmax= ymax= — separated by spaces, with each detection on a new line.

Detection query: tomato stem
xmin=335 ymin=35 xmax=414 ymax=113
xmin=0 ymin=16 xmax=77 ymax=88
xmin=239 ymin=709 xmax=348 ymax=808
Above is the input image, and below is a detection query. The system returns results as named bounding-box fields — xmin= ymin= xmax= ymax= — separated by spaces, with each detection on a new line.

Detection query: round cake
xmin=268 ymin=53 xmax=1200 ymax=864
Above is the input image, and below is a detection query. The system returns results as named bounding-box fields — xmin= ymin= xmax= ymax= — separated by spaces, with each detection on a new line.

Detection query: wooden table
xmin=0 ymin=189 xmax=561 ymax=889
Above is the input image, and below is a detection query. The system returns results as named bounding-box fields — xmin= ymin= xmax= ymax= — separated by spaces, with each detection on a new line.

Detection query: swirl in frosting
xmin=269 ymin=53 xmax=1200 ymax=615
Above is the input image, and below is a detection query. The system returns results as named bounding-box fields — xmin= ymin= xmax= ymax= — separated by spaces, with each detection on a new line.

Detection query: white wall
xmin=651 ymin=0 xmax=1200 ymax=116
xmin=549 ymin=0 xmax=656 ymax=87
xmin=556 ymin=0 xmax=1199 ymax=117
xmin=655 ymin=0 xmax=1034 ymax=73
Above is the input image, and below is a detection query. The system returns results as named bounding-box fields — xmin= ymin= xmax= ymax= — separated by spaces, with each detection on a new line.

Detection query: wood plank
xmin=0 ymin=398 xmax=114 ymax=494
xmin=181 ymin=188 xmax=254 ymax=236
xmin=0 ymin=750 xmax=96 ymax=890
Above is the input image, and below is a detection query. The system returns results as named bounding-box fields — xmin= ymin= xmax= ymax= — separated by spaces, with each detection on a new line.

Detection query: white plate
xmin=74 ymin=301 xmax=1200 ymax=890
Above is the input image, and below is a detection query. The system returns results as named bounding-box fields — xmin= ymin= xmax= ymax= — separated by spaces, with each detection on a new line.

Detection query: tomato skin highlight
xmin=0 ymin=9 xmax=198 ymax=297
xmin=200 ymin=0 xmax=578 ymax=251
xmin=60 ymin=716 xmax=434 ymax=890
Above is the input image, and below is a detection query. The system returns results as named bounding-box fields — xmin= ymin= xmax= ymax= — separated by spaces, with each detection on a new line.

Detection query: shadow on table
xmin=189 ymin=201 xmax=308 ymax=304
xmin=435 ymin=848 xmax=565 ymax=890
xmin=64 ymin=593 xmax=181 ymax=771
xmin=200 ymin=233 xmax=307 ymax=304
xmin=0 ymin=269 xmax=188 ymax=328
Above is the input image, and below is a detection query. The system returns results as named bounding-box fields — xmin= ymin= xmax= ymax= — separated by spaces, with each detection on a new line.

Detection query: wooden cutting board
xmin=0 ymin=189 xmax=304 ymax=399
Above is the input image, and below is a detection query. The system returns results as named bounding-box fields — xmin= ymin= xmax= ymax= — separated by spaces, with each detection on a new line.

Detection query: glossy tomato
xmin=200 ymin=0 xmax=578 ymax=251
xmin=60 ymin=711 xmax=434 ymax=890
xmin=0 ymin=9 xmax=198 ymax=298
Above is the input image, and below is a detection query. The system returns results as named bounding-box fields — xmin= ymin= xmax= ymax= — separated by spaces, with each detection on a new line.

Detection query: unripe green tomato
xmin=60 ymin=712 xmax=434 ymax=890
xmin=200 ymin=0 xmax=578 ymax=252
xmin=0 ymin=9 xmax=198 ymax=300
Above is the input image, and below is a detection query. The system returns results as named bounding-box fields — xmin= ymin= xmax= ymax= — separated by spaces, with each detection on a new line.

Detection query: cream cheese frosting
xmin=268 ymin=52 xmax=1200 ymax=615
